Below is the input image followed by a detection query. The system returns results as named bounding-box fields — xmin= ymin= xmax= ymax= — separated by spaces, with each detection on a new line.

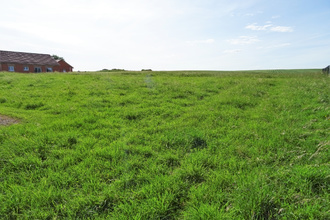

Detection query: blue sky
xmin=1 ymin=0 xmax=330 ymax=71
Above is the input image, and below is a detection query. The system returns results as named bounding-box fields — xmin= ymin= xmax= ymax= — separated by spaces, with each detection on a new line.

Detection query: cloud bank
xmin=246 ymin=23 xmax=293 ymax=32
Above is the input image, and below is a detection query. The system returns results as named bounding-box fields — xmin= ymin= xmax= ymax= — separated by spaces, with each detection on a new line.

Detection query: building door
xmin=34 ymin=67 xmax=42 ymax=73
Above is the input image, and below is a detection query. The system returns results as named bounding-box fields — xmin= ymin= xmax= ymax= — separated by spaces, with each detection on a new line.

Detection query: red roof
xmin=0 ymin=50 xmax=59 ymax=66
xmin=56 ymin=59 xmax=73 ymax=68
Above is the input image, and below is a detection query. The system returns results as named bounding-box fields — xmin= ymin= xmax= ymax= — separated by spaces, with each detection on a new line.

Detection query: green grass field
xmin=0 ymin=69 xmax=329 ymax=219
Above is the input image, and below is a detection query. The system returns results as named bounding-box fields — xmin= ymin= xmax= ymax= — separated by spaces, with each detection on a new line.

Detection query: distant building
xmin=55 ymin=59 xmax=74 ymax=72
xmin=0 ymin=50 xmax=73 ymax=73
xmin=0 ymin=50 xmax=59 ymax=73
xmin=322 ymin=65 xmax=329 ymax=74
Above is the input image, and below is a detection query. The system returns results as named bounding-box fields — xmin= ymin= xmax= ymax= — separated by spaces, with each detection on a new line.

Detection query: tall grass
xmin=0 ymin=70 xmax=329 ymax=219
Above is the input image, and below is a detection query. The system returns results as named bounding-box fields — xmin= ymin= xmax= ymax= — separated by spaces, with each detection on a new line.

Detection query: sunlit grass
xmin=0 ymin=69 xmax=329 ymax=219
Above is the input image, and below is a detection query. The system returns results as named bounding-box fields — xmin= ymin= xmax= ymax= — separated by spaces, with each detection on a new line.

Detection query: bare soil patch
xmin=0 ymin=114 xmax=19 ymax=126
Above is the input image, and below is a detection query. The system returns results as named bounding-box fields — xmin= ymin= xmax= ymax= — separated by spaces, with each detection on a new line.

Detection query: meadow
xmin=0 ymin=69 xmax=329 ymax=219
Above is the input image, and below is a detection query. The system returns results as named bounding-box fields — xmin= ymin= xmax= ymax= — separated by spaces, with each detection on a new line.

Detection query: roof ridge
xmin=0 ymin=50 xmax=50 ymax=56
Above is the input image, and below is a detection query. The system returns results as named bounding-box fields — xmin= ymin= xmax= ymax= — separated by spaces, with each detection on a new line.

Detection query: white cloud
xmin=246 ymin=23 xmax=293 ymax=32
xmin=246 ymin=24 xmax=272 ymax=31
xmin=270 ymin=26 xmax=293 ymax=32
xmin=227 ymin=36 xmax=260 ymax=45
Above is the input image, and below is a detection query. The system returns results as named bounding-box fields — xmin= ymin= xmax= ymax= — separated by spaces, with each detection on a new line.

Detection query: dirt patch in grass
xmin=0 ymin=114 xmax=19 ymax=126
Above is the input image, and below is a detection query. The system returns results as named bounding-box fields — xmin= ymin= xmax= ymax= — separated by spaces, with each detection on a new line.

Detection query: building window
xmin=46 ymin=67 xmax=53 ymax=72
xmin=24 ymin=66 xmax=29 ymax=71
xmin=34 ymin=67 xmax=42 ymax=73
xmin=8 ymin=66 xmax=14 ymax=72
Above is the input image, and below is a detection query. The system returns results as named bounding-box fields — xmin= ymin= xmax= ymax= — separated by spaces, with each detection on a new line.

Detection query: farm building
xmin=0 ymin=50 xmax=73 ymax=73
xmin=322 ymin=65 xmax=329 ymax=74
xmin=55 ymin=59 xmax=74 ymax=72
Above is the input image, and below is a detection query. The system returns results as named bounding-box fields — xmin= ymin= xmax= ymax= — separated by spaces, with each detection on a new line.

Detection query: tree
xmin=52 ymin=55 xmax=64 ymax=60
